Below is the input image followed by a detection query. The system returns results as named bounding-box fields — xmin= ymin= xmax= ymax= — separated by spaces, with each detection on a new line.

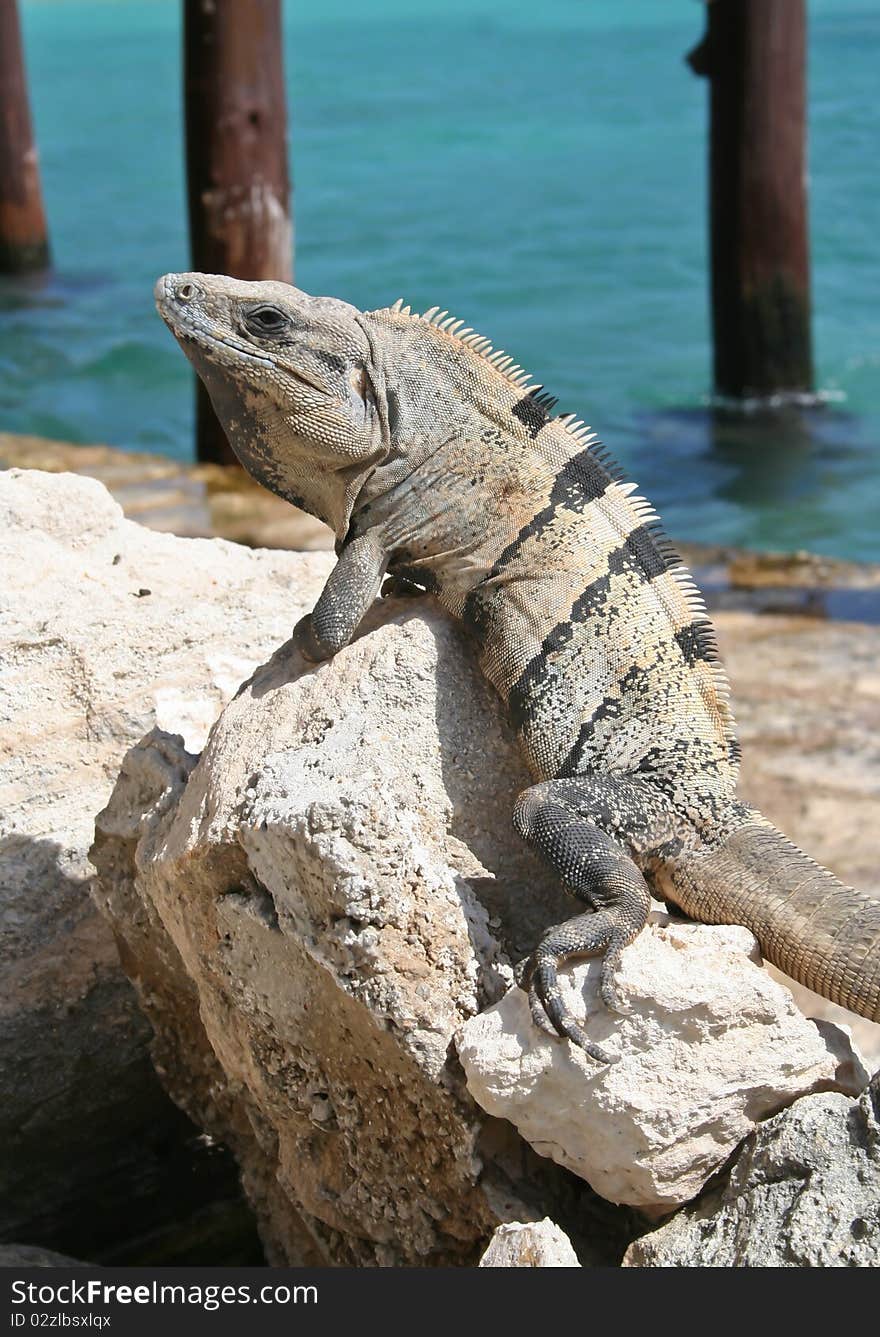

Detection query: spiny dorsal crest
xmin=377 ymin=296 xmax=740 ymax=773
xmin=382 ymin=297 xmax=618 ymax=472
xmin=381 ymin=297 xmax=540 ymax=392
xmin=382 ymin=299 xmax=624 ymax=474
xmin=379 ymin=299 xmax=611 ymax=460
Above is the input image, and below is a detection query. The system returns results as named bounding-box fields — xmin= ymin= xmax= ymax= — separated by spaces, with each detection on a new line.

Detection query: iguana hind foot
xmin=513 ymin=779 xmax=653 ymax=1059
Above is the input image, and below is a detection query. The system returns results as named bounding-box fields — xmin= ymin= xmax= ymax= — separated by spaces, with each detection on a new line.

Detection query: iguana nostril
xmin=178 ymin=282 xmax=196 ymax=302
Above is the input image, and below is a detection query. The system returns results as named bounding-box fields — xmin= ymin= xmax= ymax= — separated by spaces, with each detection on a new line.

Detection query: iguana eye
xmin=244 ymin=305 xmax=289 ymax=337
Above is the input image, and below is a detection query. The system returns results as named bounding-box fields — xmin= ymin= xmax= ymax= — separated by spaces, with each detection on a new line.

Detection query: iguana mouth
xmin=155 ymin=281 xmax=275 ymax=368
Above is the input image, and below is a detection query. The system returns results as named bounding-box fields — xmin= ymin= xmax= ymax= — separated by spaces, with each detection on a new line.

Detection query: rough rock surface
xmin=457 ymin=915 xmax=855 ymax=1213
xmin=624 ymin=1074 xmax=880 ymax=1267
xmin=0 ymin=468 xmax=329 ymax=1260
xmin=91 ymin=609 xmax=632 ymax=1265
xmin=92 ymin=594 xmax=865 ymax=1260
xmin=479 ymin=1220 xmax=580 ymax=1267
xmin=6 ymin=466 xmax=878 ymax=1264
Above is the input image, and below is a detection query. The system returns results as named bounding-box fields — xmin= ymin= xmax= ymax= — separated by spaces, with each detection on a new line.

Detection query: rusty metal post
xmin=0 ymin=0 xmax=50 ymax=274
xmin=183 ymin=0 xmax=293 ymax=464
xmin=689 ymin=0 xmax=814 ymax=402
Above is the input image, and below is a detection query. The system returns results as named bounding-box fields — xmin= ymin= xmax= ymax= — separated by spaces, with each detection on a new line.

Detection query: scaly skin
xmin=155 ymin=271 xmax=880 ymax=1060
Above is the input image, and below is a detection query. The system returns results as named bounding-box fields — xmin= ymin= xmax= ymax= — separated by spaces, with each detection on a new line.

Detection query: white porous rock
xmin=0 ymin=468 xmax=330 ymax=1254
xmin=6 ymin=466 xmax=876 ymax=1263
xmin=457 ymin=911 xmax=854 ymax=1214
xmin=90 ymin=607 xmax=603 ymax=1265
xmin=479 ymin=1219 xmax=580 ymax=1267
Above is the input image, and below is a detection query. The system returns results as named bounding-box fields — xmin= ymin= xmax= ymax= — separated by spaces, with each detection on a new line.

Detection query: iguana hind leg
xmin=513 ymin=776 xmax=664 ymax=1062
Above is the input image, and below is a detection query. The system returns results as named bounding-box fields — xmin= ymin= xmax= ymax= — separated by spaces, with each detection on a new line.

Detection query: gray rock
xmin=624 ymin=1074 xmax=880 ymax=1266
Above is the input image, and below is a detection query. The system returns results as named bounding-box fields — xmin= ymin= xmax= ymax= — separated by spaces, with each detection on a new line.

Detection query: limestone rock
xmin=8 ymin=464 xmax=878 ymax=1266
xmin=479 ymin=1220 xmax=580 ymax=1267
xmin=0 ymin=468 xmax=328 ymax=1259
xmin=89 ymin=612 xmax=626 ymax=1266
xmin=89 ymin=593 xmax=865 ymax=1260
xmin=624 ymin=1074 xmax=880 ymax=1266
xmin=457 ymin=914 xmax=852 ymax=1214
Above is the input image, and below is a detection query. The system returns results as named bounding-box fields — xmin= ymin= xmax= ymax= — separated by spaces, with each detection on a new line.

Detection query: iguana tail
xmin=659 ymin=814 xmax=880 ymax=1022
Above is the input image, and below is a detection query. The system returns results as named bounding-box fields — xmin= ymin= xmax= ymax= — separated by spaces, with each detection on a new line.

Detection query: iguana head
xmin=156 ymin=271 xmax=559 ymax=538
xmin=155 ymin=271 xmax=389 ymax=534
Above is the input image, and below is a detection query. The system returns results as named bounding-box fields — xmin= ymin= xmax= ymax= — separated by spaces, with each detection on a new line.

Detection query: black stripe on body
xmin=634 ymin=741 xmax=729 ymax=791
xmin=512 ymin=390 xmax=557 ymax=437
xmin=556 ymin=615 xmax=728 ymax=778
xmin=511 ymin=393 xmax=550 ymax=437
xmin=507 ymin=524 xmax=669 ymax=731
xmin=462 ymin=447 xmax=614 ymax=638
xmin=674 ymin=618 xmax=719 ymax=665
xmin=556 ymin=664 xmax=646 ymax=777
xmin=626 ymin=523 xmax=670 ymax=578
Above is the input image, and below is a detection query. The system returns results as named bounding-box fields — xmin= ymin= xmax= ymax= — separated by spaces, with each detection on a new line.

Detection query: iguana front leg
xmin=293 ymin=529 xmax=389 ymax=662
xmin=513 ymin=776 xmax=672 ymax=1063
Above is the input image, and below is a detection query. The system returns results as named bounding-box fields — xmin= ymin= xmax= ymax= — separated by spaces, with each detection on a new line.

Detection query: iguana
xmin=156 ymin=271 xmax=880 ymax=1061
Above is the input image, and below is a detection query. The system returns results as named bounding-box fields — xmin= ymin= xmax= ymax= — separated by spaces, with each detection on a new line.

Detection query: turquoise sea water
xmin=1 ymin=0 xmax=878 ymax=558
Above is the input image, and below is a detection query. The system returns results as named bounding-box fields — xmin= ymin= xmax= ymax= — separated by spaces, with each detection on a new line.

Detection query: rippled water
xmin=1 ymin=0 xmax=878 ymax=558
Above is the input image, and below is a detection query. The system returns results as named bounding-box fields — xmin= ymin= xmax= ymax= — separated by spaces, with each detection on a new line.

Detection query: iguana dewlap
xmin=156 ymin=271 xmax=880 ymax=1061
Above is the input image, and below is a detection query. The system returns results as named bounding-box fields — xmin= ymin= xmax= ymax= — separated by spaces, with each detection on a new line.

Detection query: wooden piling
xmin=689 ymin=0 xmax=814 ymax=402
xmin=0 ymin=0 xmax=50 ymax=275
xmin=183 ymin=0 xmax=292 ymax=464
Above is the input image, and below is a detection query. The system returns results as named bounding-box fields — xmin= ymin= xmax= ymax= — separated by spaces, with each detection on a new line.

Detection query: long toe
xmin=528 ymin=982 xmax=560 ymax=1037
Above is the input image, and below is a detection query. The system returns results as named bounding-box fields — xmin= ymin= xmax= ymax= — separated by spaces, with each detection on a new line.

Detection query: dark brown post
xmin=689 ymin=0 xmax=814 ymax=402
xmin=183 ymin=0 xmax=292 ymax=464
xmin=0 ymin=0 xmax=50 ymax=274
